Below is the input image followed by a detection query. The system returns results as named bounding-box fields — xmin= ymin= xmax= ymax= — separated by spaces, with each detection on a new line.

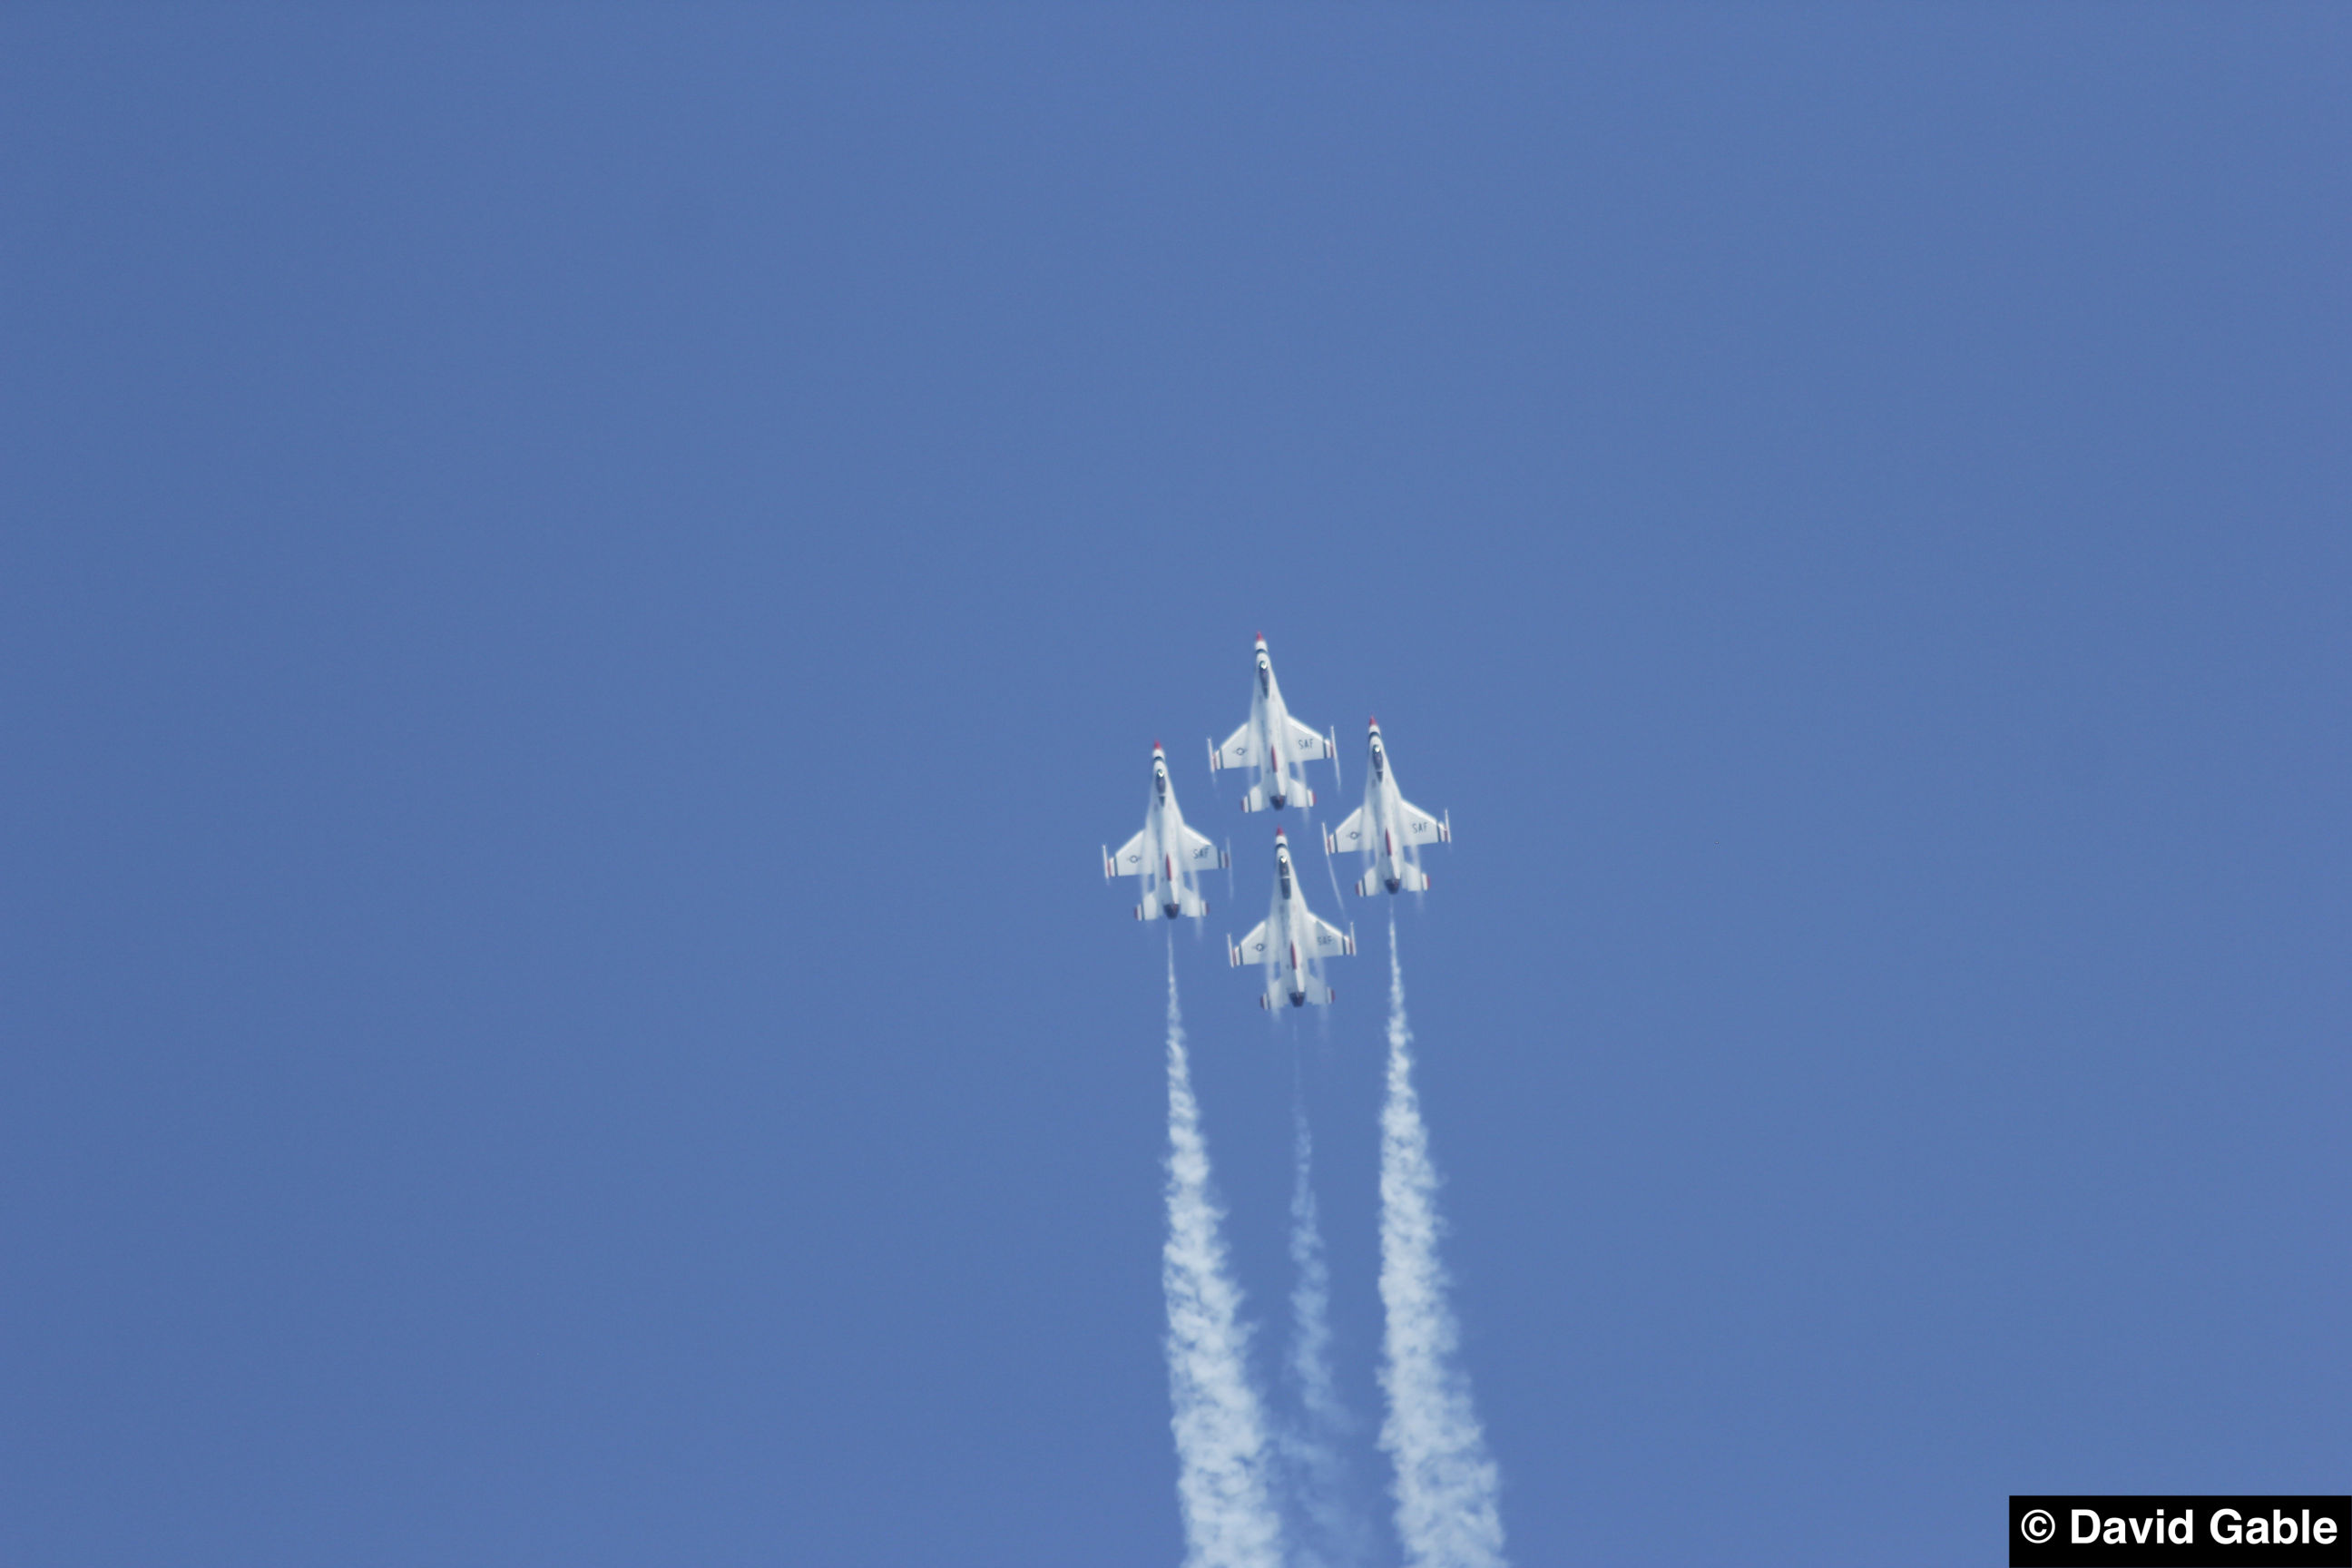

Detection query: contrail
xmin=1162 ymin=937 xmax=1287 ymax=1568
xmin=1280 ymin=1082 xmax=1370 ymax=1568
xmin=1377 ymin=916 xmax=1507 ymax=1568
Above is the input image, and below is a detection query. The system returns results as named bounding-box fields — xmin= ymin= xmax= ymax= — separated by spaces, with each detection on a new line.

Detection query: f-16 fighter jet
xmin=1104 ymin=743 xmax=1230 ymax=920
xmin=1325 ymin=718 xmax=1452 ymax=896
xmin=1229 ymin=828 xmax=1356 ymax=1007
xmin=1208 ymin=634 xmax=1337 ymax=812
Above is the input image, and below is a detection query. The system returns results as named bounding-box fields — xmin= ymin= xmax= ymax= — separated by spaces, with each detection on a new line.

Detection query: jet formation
xmin=1102 ymin=636 xmax=1452 ymax=1008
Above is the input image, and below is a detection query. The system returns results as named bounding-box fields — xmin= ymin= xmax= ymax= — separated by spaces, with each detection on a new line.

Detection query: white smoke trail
xmin=1162 ymin=938 xmax=1287 ymax=1568
xmin=1280 ymin=1085 xmax=1370 ymax=1568
xmin=1378 ymin=916 xmax=1507 ymax=1568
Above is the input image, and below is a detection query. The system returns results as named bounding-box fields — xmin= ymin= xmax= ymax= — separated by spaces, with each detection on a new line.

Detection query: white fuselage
xmin=1260 ymin=842 xmax=1318 ymax=1004
xmin=1140 ymin=764 xmax=1195 ymax=918
xmin=1362 ymin=733 xmax=1414 ymax=891
xmin=1248 ymin=655 xmax=1312 ymax=811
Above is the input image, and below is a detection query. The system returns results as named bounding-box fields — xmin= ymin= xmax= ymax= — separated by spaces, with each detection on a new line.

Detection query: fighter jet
xmin=1103 ymin=743 xmax=1229 ymax=920
xmin=1208 ymin=634 xmax=1337 ymax=812
xmin=1229 ymin=828 xmax=1356 ymax=1007
xmin=1325 ymin=718 xmax=1451 ymax=896
xmin=1326 ymin=719 xmax=1448 ymax=893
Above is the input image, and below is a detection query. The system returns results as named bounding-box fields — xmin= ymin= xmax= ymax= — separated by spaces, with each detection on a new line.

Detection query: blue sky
xmin=3 ymin=8 xmax=2346 ymax=1564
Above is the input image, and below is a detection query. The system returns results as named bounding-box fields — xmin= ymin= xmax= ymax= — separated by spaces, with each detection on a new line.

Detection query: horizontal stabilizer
xmin=1142 ymin=887 xmax=1208 ymax=920
xmin=1253 ymin=781 xmax=1310 ymax=812
xmin=1357 ymin=862 xmax=1432 ymax=897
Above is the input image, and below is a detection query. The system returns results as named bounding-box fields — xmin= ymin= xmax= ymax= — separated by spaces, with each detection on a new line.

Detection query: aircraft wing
xmin=1397 ymin=800 xmax=1450 ymax=847
xmin=1285 ymin=714 xmax=1333 ymax=760
xmin=1212 ymin=722 xmax=1255 ymax=771
xmin=1179 ymin=825 xmax=1224 ymax=871
xmin=1326 ymin=805 xmax=1367 ymax=856
xmin=1230 ymin=919 xmax=1272 ymax=966
xmin=1304 ymin=911 xmax=1355 ymax=958
xmin=1107 ymin=829 xmax=1148 ymax=877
